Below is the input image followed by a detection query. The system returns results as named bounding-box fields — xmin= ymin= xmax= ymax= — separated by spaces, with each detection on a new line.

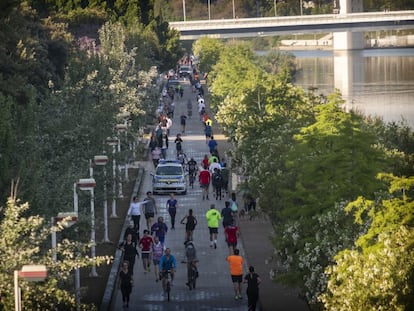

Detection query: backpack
xmin=213 ymin=172 xmax=222 ymax=185
xmin=231 ymin=201 xmax=238 ymax=212
xmin=186 ymin=243 xmax=197 ymax=262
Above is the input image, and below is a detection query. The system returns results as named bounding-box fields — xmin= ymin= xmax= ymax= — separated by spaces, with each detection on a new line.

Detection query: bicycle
xmin=186 ymin=261 xmax=198 ymax=290
xmin=161 ymin=270 xmax=173 ymax=301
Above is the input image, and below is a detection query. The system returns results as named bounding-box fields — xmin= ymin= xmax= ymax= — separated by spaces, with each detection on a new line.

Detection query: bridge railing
xmin=170 ymin=10 xmax=414 ymax=31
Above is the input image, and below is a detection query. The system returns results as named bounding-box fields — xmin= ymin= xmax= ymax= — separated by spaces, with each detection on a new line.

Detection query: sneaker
xmin=238 ymin=295 xmax=243 ymax=300
xmin=234 ymin=295 xmax=238 ymax=300
xmin=214 ymin=242 xmax=217 ymax=249
xmin=155 ymin=278 xmax=159 ymax=282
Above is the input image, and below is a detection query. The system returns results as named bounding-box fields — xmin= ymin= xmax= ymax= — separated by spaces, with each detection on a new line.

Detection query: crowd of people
xmin=117 ymin=63 xmax=260 ymax=310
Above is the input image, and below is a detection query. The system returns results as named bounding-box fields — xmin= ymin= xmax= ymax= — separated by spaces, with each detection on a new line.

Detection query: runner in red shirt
xmin=139 ymin=229 xmax=154 ymax=273
xmin=199 ymin=165 xmax=211 ymax=200
xmin=224 ymin=220 xmax=239 ymax=255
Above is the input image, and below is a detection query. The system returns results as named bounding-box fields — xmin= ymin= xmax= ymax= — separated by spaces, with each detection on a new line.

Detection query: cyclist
xmin=184 ymin=241 xmax=199 ymax=290
xmin=187 ymin=157 xmax=198 ymax=187
xmin=159 ymin=248 xmax=177 ymax=293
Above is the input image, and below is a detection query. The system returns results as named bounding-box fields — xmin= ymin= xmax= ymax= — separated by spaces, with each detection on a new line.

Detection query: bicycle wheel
xmin=166 ymin=281 xmax=171 ymax=301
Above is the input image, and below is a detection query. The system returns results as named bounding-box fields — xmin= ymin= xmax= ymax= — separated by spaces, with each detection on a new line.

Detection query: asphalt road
xmin=113 ymin=79 xmax=249 ymax=310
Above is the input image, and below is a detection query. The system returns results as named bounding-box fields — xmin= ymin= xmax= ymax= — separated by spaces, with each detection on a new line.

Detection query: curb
xmin=100 ymin=166 xmax=145 ymax=311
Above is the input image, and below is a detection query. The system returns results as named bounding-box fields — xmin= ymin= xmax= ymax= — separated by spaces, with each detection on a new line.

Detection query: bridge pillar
xmin=333 ymin=0 xmax=364 ymax=50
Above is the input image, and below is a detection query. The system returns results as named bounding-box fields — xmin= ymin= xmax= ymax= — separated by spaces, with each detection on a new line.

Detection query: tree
xmin=192 ymin=37 xmax=224 ymax=75
xmin=320 ymin=174 xmax=414 ymax=310
xmin=0 ymin=192 xmax=111 ymax=310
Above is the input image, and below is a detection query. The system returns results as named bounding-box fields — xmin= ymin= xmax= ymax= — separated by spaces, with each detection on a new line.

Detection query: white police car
xmin=151 ymin=160 xmax=187 ymax=195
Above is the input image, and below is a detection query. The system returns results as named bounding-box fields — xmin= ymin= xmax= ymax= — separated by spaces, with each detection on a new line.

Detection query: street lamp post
xmin=78 ymin=178 xmax=97 ymax=277
xmin=274 ymin=0 xmax=277 ymax=16
xmin=94 ymin=155 xmax=111 ymax=243
xmin=232 ymin=0 xmax=235 ymax=19
xmin=182 ymin=0 xmax=186 ymax=21
xmin=106 ymin=137 xmax=119 ymax=218
xmin=116 ymin=123 xmax=128 ymax=198
xmin=208 ymin=0 xmax=211 ymax=20
xmin=14 ymin=265 xmax=47 ymax=311
xmin=50 ymin=212 xmax=80 ymax=310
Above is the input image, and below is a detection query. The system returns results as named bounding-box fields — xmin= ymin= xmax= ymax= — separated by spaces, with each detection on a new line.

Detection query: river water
xmin=289 ymin=48 xmax=414 ymax=127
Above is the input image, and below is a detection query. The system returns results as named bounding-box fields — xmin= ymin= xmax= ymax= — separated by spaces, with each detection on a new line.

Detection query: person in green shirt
xmin=205 ymin=204 xmax=221 ymax=249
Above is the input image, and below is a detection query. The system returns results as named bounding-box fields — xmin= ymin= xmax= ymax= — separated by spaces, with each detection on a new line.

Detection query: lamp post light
xmin=94 ymin=155 xmax=111 ymax=243
xmin=106 ymin=137 xmax=119 ymax=218
xmin=51 ymin=212 xmax=80 ymax=310
xmin=115 ymin=123 xmax=128 ymax=198
xmin=14 ymin=265 xmax=47 ymax=311
xmin=78 ymin=178 xmax=98 ymax=277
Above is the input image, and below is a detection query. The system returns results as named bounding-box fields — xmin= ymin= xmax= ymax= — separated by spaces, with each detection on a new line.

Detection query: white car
xmin=151 ymin=160 xmax=187 ymax=195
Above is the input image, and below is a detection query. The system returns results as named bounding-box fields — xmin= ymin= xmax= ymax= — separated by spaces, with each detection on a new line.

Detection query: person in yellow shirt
xmin=205 ymin=204 xmax=221 ymax=249
xmin=226 ymin=248 xmax=244 ymax=300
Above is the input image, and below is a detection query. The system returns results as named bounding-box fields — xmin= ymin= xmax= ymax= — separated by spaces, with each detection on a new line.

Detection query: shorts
xmin=200 ymin=183 xmax=209 ymax=189
xmin=141 ymin=253 xmax=150 ymax=259
xmin=208 ymin=227 xmax=218 ymax=234
xmin=145 ymin=212 xmax=154 ymax=219
xmin=231 ymin=275 xmax=243 ymax=283
xmin=227 ymin=241 xmax=237 ymax=248
xmin=153 ymin=258 xmax=160 ymax=265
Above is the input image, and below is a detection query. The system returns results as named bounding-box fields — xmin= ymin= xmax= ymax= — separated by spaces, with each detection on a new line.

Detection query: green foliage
xmin=320 ymin=175 xmax=414 ymax=310
xmin=0 ymin=197 xmax=111 ymax=310
xmin=192 ymin=37 xmax=224 ymax=74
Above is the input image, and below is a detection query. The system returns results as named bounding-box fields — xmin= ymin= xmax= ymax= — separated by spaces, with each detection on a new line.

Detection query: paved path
xmin=111 ymin=80 xmax=309 ymax=311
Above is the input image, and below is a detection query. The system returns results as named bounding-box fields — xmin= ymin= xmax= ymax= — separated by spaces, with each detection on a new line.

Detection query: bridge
xmin=170 ymin=11 xmax=414 ymax=41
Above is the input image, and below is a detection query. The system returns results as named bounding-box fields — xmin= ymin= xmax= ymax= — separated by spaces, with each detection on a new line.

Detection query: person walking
xmin=244 ymin=266 xmax=261 ymax=311
xmin=180 ymin=208 xmax=197 ymax=242
xmin=180 ymin=114 xmax=187 ymax=133
xmin=208 ymin=135 xmax=218 ymax=154
xmin=127 ymin=196 xmax=148 ymax=234
xmin=229 ymin=192 xmax=239 ymax=225
xmin=211 ymin=167 xmax=223 ymax=200
xmin=174 ymin=133 xmax=183 ymax=157
xmin=119 ymin=233 xmax=139 ymax=274
xmin=221 ymin=201 xmax=234 ymax=229
xmin=143 ymin=191 xmax=157 ymax=230
xmin=151 ymin=146 xmax=161 ymax=168
xmin=119 ymin=260 xmax=133 ymax=308
xmin=224 ymin=219 xmax=239 ymax=255
xmin=205 ymin=204 xmax=221 ymax=249
xmin=199 ymin=165 xmax=211 ymax=200
xmin=152 ymin=236 xmax=164 ymax=282
xmin=139 ymin=229 xmax=153 ymax=273
xmin=226 ymin=248 xmax=244 ymax=300
xmin=166 ymin=193 xmax=179 ymax=229
xmin=151 ymin=216 xmax=168 ymax=245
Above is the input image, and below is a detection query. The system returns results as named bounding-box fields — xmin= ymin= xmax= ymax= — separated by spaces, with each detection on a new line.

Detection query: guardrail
xmin=170 ymin=10 xmax=414 ymax=39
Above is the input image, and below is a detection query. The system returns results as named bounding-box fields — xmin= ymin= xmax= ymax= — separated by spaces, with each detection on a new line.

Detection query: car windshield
xmin=156 ymin=166 xmax=183 ymax=176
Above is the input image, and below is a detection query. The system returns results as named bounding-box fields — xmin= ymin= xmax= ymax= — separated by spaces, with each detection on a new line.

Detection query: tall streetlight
xmin=182 ymin=0 xmax=186 ymax=21
xmin=300 ymin=0 xmax=303 ymax=15
xmin=51 ymin=212 xmax=80 ymax=310
xmin=14 ymin=265 xmax=47 ymax=311
xmin=116 ymin=123 xmax=128 ymax=198
xmin=78 ymin=178 xmax=98 ymax=277
xmin=208 ymin=0 xmax=211 ymax=20
xmin=106 ymin=137 xmax=119 ymax=218
xmin=94 ymin=155 xmax=111 ymax=243
xmin=274 ymin=0 xmax=277 ymax=16
xmin=232 ymin=0 xmax=235 ymax=19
